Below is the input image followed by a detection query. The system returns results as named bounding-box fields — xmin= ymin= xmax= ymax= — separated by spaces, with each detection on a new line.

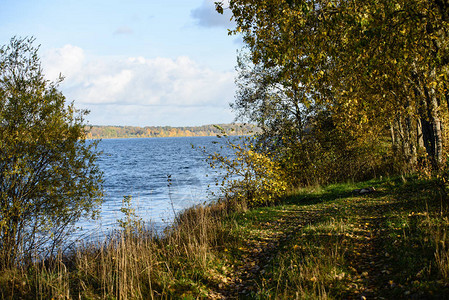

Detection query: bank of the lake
xmin=86 ymin=124 xmax=259 ymax=140
xmin=75 ymin=136 xmax=233 ymax=240
xmin=2 ymin=176 xmax=448 ymax=299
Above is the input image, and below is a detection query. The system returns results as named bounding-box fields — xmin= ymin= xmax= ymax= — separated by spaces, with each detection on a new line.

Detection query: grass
xmin=211 ymin=177 xmax=449 ymax=298
xmin=1 ymin=176 xmax=449 ymax=299
xmin=0 ymin=204 xmax=233 ymax=299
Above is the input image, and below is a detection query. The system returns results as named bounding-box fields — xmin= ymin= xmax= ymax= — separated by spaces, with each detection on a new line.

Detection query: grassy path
xmin=211 ymin=178 xmax=449 ymax=299
xmin=218 ymin=207 xmax=326 ymax=298
xmin=2 ymin=177 xmax=448 ymax=299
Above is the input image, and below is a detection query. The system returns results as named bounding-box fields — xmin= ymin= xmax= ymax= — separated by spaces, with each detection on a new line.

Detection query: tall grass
xmin=1 ymin=177 xmax=449 ymax=299
xmin=0 ymin=201 xmax=232 ymax=299
xmin=421 ymin=215 xmax=449 ymax=281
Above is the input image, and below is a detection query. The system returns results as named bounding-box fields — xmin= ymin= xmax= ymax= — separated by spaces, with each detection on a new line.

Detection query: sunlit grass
xmin=264 ymin=218 xmax=350 ymax=299
xmin=224 ymin=176 xmax=449 ymax=298
xmin=0 ymin=203 xmax=234 ymax=299
xmin=1 ymin=176 xmax=449 ymax=298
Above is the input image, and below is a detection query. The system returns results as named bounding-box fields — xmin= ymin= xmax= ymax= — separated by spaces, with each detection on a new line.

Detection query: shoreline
xmin=86 ymin=123 xmax=260 ymax=140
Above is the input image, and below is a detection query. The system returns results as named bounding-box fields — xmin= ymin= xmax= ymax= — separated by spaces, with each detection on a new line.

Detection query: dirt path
xmin=204 ymin=181 xmax=449 ymax=299
xmin=214 ymin=205 xmax=339 ymax=298
xmin=211 ymin=193 xmax=403 ymax=299
xmin=340 ymin=199 xmax=411 ymax=299
xmin=343 ymin=214 xmax=391 ymax=299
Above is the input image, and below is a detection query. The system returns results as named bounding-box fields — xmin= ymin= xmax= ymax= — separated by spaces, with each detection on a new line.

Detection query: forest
xmin=86 ymin=123 xmax=258 ymax=139
xmin=214 ymin=0 xmax=449 ymax=186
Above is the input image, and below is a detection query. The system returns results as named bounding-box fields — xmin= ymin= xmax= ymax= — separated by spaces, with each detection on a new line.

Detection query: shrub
xmin=200 ymin=131 xmax=287 ymax=209
xmin=0 ymin=37 xmax=103 ymax=268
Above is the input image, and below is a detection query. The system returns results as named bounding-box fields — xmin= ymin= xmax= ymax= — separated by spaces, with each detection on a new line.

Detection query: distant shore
xmin=86 ymin=123 xmax=260 ymax=139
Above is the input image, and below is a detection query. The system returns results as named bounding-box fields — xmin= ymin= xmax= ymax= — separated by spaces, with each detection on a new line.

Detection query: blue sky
xmin=1 ymin=0 xmax=240 ymax=126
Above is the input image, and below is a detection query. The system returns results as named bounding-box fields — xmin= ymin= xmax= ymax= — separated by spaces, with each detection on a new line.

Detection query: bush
xmin=0 ymin=37 xmax=103 ymax=268
xmin=200 ymin=131 xmax=287 ymax=209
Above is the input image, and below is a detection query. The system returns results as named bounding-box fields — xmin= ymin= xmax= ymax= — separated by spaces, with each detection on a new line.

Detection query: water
xmin=75 ymin=136 xmax=231 ymax=240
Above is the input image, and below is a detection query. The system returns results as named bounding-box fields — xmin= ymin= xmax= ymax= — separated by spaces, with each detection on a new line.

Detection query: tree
xmin=0 ymin=37 xmax=103 ymax=268
xmin=217 ymin=0 xmax=449 ymax=174
xmin=233 ymin=50 xmax=312 ymax=145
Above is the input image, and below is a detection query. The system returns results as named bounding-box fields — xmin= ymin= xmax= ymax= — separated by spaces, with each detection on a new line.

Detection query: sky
xmin=0 ymin=0 xmax=240 ymax=126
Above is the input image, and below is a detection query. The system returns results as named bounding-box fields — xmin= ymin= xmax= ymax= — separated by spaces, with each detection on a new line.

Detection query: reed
xmin=2 ymin=177 xmax=449 ymax=299
xmin=0 ymin=200 xmax=233 ymax=299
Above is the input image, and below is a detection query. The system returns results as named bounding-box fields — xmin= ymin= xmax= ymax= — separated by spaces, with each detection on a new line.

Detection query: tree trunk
xmin=417 ymin=118 xmax=425 ymax=151
xmin=414 ymin=67 xmax=443 ymax=170
xmin=405 ymin=115 xmax=418 ymax=167
xmin=428 ymin=68 xmax=443 ymax=168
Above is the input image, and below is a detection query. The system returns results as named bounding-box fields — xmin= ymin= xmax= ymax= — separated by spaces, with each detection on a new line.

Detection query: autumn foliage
xmin=199 ymin=132 xmax=288 ymax=208
xmin=0 ymin=37 xmax=103 ymax=268
xmin=216 ymin=0 xmax=449 ymax=185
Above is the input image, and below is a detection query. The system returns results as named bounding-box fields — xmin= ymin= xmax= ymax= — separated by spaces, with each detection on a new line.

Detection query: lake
xmin=75 ymin=136 xmax=232 ymax=240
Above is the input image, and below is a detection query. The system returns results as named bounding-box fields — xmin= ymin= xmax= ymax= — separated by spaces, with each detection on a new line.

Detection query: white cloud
xmin=191 ymin=0 xmax=234 ymax=28
xmin=84 ymin=69 xmax=134 ymax=104
xmin=41 ymin=45 xmax=236 ymax=126
xmin=42 ymin=45 xmax=85 ymax=81
xmin=80 ymin=104 xmax=235 ymax=127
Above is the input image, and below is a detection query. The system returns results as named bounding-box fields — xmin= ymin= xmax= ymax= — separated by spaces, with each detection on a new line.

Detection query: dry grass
xmin=0 ymin=201 xmax=232 ymax=299
xmin=422 ymin=215 xmax=449 ymax=280
xmin=2 ymin=177 xmax=449 ymax=299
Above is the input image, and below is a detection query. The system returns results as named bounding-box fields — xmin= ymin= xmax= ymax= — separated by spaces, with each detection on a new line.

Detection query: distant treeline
xmin=86 ymin=124 xmax=259 ymax=139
